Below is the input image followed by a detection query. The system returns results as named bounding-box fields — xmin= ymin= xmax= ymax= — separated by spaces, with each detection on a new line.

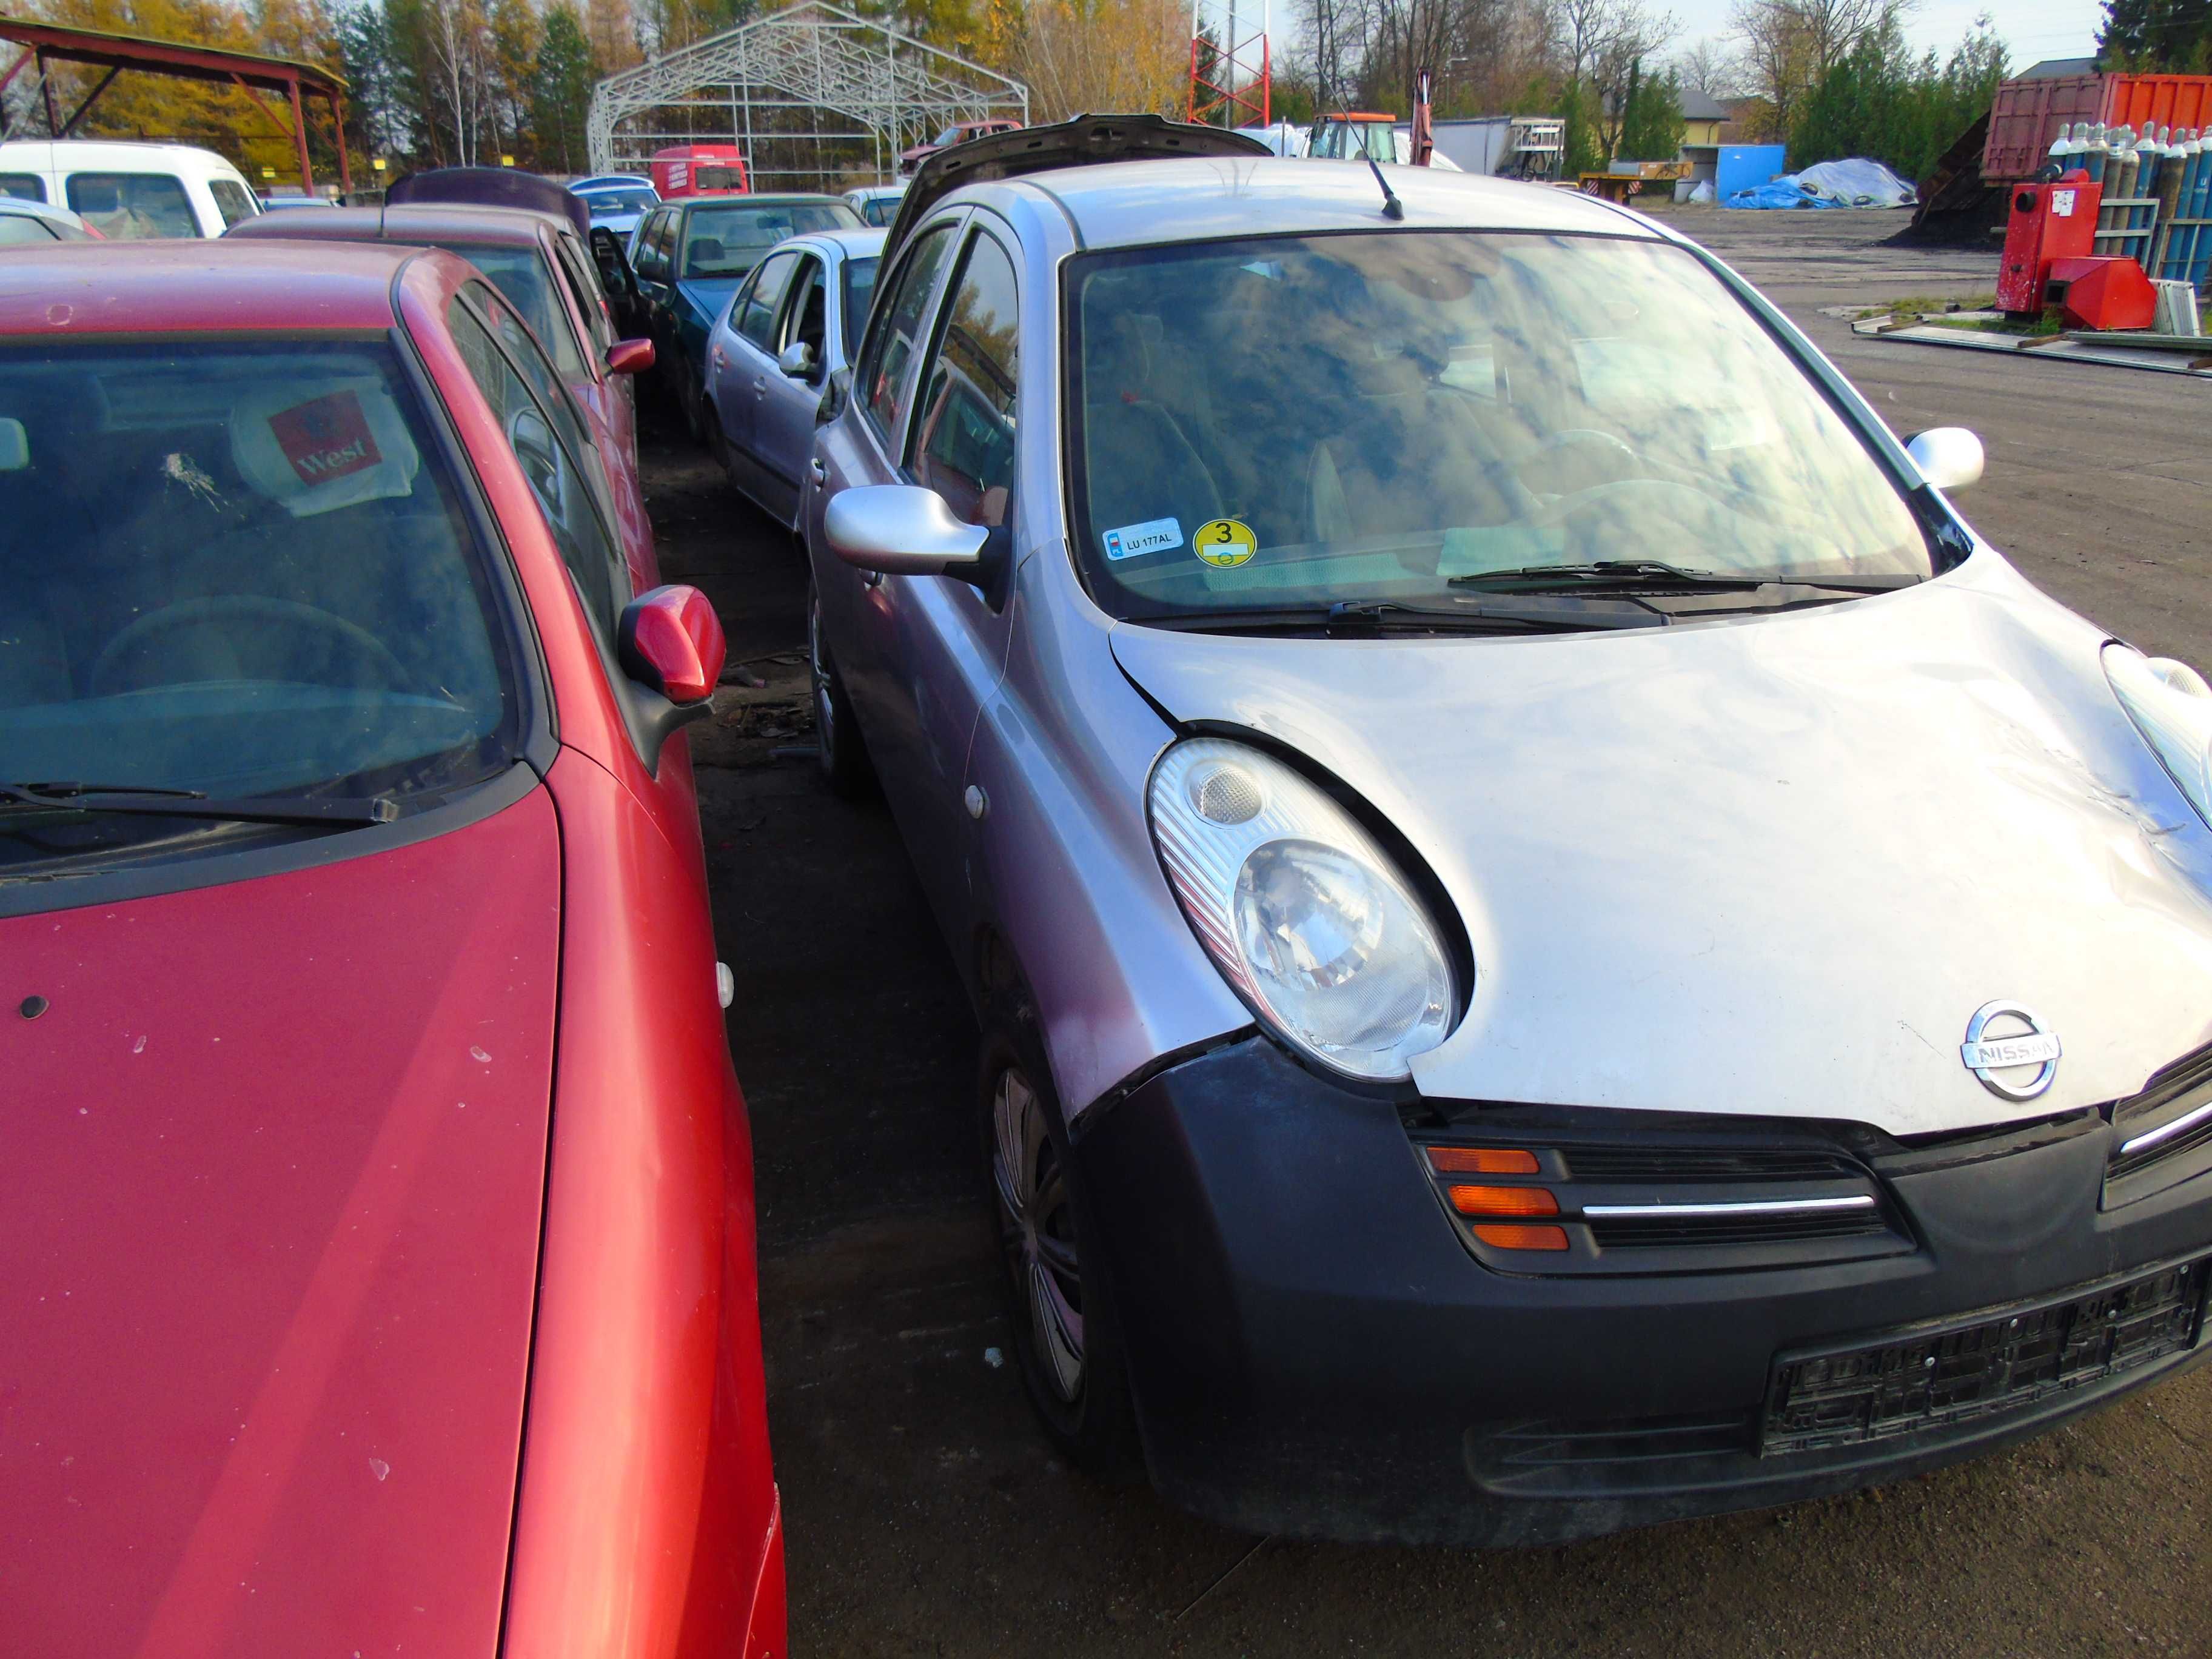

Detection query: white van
xmin=0 ymin=140 xmax=261 ymax=239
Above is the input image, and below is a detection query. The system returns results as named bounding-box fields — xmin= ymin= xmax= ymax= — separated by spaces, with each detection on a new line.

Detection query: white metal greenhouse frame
xmin=585 ymin=1 xmax=1028 ymax=188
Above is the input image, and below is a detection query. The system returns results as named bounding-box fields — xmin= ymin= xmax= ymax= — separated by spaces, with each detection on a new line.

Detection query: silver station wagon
xmin=803 ymin=116 xmax=2212 ymax=1546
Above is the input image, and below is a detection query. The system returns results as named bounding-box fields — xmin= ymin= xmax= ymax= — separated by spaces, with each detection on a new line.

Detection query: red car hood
xmin=0 ymin=788 xmax=561 ymax=1658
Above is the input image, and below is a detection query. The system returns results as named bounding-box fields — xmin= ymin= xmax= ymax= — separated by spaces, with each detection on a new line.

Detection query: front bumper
xmin=1072 ymin=1037 xmax=2212 ymax=1547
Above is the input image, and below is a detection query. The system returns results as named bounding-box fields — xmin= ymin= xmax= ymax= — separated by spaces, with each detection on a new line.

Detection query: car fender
xmin=965 ymin=541 xmax=1255 ymax=1124
xmin=501 ymin=748 xmax=782 ymax=1659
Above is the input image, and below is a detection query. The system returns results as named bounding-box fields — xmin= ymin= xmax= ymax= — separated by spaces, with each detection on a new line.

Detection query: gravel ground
xmin=644 ymin=203 xmax=2212 ymax=1658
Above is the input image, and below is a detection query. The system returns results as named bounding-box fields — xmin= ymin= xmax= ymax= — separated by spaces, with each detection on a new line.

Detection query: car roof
xmin=789 ymin=226 xmax=887 ymax=257
xmin=0 ymin=240 xmax=422 ymax=333
xmin=227 ymin=203 xmax=562 ymax=248
xmin=0 ymin=195 xmax=81 ymax=222
xmin=996 ymin=156 xmax=1660 ymax=250
xmin=677 ymin=192 xmax=849 ymax=209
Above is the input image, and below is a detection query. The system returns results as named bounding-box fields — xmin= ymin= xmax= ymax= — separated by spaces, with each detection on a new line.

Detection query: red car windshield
xmin=0 ymin=338 xmax=520 ymax=866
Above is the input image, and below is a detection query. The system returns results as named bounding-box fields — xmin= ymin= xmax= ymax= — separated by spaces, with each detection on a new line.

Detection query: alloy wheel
xmin=991 ymin=1065 xmax=1085 ymax=1403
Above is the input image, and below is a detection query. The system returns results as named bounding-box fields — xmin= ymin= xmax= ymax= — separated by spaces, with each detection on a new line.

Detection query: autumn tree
xmin=1011 ymin=0 xmax=1187 ymax=122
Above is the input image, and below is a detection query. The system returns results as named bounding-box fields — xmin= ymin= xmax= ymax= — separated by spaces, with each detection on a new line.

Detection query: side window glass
xmin=908 ymin=231 xmax=1018 ymax=529
xmin=209 ymin=179 xmax=258 ymax=227
xmin=738 ymin=251 xmax=798 ymax=349
xmin=463 ymin=281 xmax=597 ymax=466
xmin=857 ymin=222 xmax=955 ymax=444
xmin=0 ymin=173 xmax=47 ymax=203
xmin=446 ymin=290 xmax=629 ymax=635
xmin=636 ymin=212 xmax=666 ymax=277
xmin=554 ymin=235 xmax=615 ymax=352
xmin=0 ymin=216 xmax=59 ymax=244
xmin=782 ymin=257 xmax=826 ymax=362
xmin=65 ymin=172 xmax=196 ymax=239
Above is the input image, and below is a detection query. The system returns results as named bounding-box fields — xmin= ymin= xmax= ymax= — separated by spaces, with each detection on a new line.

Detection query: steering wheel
xmin=90 ymin=596 xmax=412 ymax=698
xmin=1532 ymin=475 xmax=1748 ymax=552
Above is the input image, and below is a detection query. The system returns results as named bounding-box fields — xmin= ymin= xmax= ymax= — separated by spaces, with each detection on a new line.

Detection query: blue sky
xmin=1674 ymin=0 xmax=2106 ymax=69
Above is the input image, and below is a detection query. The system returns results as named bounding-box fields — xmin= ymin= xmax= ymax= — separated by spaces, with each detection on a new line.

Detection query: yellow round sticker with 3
xmin=1195 ymin=518 xmax=1258 ymax=567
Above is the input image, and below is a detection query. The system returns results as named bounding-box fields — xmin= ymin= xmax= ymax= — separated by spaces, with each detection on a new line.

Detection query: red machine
xmin=2045 ymin=255 xmax=2159 ymax=330
xmin=1998 ymin=176 xmax=2100 ymax=315
xmin=651 ymin=144 xmax=749 ymax=199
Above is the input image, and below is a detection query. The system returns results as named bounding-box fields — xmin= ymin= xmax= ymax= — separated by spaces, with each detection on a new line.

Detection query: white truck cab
xmin=0 ymin=140 xmax=261 ymax=238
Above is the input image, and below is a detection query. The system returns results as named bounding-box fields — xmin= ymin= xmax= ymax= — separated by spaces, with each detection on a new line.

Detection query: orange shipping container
xmin=1981 ymin=72 xmax=2212 ymax=182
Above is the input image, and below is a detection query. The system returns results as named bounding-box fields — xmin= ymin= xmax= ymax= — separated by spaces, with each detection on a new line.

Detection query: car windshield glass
xmin=684 ymin=202 xmax=861 ymax=275
xmin=840 ymin=255 xmax=880 ymax=356
xmin=584 ymin=188 xmax=655 ymax=215
xmin=0 ymin=338 xmax=519 ymax=868
xmin=451 ymin=243 xmax=589 ymax=380
xmin=1065 ymin=231 xmax=1932 ymax=622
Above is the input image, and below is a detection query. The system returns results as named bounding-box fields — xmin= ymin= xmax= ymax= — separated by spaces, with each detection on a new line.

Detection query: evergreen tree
xmin=2100 ymin=0 xmax=2212 ymax=72
xmin=532 ymin=1 xmax=597 ymax=173
xmin=1618 ymin=64 xmax=1683 ymax=159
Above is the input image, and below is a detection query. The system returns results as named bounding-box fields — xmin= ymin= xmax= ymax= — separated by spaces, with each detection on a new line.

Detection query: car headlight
xmin=2105 ymin=643 xmax=2212 ymax=826
xmin=1148 ymin=737 xmax=1460 ymax=1081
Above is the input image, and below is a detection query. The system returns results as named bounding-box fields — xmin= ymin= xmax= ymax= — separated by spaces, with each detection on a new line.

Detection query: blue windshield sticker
xmin=1103 ymin=516 xmax=1182 ymax=560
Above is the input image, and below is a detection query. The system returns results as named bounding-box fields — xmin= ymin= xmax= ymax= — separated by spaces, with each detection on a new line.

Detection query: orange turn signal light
xmin=1427 ymin=1145 xmax=1540 ymax=1176
xmin=1472 ymin=1222 xmax=1570 ymax=1251
xmin=1447 ymin=1184 xmax=1560 ymax=1218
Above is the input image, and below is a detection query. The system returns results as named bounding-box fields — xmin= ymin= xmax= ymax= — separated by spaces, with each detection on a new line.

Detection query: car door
xmin=810 ymin=212 xmax=963 ymax=760
xmin=816 ymin=213 xmax=1023 ymax=937
xmin=631 ymin=209 xmax=677 ymax=374
xmin=749 ymin=248 xmax=830 ymax=529
xmin=711 ymin=250 xmax=797 ymax=511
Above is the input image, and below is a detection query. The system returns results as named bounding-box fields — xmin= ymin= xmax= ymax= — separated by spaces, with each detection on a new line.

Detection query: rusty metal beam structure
xmin=586 ymin=0 xmax=1025 ymax=187
xmin=0 ymin=19 xmax=350 ymax=193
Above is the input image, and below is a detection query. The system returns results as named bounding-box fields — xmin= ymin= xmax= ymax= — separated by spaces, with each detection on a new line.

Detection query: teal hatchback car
xmin=629 ymin=192 xmax=860 ymax=439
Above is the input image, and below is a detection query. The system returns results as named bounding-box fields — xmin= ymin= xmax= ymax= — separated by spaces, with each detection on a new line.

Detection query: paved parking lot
xmin=649 ymin=207 xmax=2212 ymax=1657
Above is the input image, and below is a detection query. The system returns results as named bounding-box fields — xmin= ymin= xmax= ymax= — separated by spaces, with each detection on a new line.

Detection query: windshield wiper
xmin=1450 ymin=561 xmax=1923 ymax=595
xmin=1142 ymin=598 xmax=1663 ymax=635
xmin=1449 ymin=560 xmax=1763 ymax=591
xmin=0 ymin=781 xmax=400 ymax=826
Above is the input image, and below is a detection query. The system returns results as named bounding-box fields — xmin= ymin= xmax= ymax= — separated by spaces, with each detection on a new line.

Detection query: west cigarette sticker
xmin=1103 ymin=516 xmax=1183 ymax=560
xmin=268 ymin=390 xmax=383 ymax=488
xmin=1195 ymin=518 xmax=1258 ymax=566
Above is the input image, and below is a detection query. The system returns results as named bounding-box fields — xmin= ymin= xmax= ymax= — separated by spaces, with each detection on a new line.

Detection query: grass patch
xmin=1874 ymin=292 xmax=1998 ymax=321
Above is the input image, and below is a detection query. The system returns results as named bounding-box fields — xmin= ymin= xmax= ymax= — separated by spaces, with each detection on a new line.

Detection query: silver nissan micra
xmin=803 ymin=115 xmax=2212 ymax=1547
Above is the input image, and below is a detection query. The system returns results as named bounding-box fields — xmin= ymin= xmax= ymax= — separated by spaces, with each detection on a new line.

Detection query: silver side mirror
xmin=777 ymin=340 xmax=816 ymax=378
xmin=1905 ymin=427 xmax=1984 ymax=493
xmin=824 ymin=484 xmax=987 ymax=575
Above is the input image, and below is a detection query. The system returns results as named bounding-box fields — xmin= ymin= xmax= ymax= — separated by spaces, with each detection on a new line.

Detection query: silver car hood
xmin=1108 ymin=555 xmax=2212 ymax=1136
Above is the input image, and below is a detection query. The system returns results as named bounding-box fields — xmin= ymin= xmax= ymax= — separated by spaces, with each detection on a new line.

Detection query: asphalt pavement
xmin=649 ymin=205 xmax=2212 ymax=1658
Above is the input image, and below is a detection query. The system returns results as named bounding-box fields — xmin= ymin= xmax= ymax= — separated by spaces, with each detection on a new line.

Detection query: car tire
xmin=979 ymin=1018 xmax=1144 ymax=1483
xmin=807 ymin=578 xmax=873 ymax=799
xmin=706 ymin=401 xmax=738 ymax=488
xmin=683 ymin=367 xmax=710 ymax=447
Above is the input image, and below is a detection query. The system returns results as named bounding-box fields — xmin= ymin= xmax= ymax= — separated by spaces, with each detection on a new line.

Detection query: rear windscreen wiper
xmin=0 ymin=781 xmax=400 ymax=826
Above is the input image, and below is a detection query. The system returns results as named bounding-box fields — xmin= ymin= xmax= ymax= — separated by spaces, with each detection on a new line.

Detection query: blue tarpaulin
xmin=1726 ymin=179 xmax=1842 ymax=209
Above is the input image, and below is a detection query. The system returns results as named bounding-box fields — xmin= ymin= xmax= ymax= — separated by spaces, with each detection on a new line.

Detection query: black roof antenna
xmin=1367 ymin=155 xmax=1405 ymax=220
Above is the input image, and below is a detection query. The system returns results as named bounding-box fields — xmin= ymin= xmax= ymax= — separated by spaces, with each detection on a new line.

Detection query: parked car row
xmin=4 ymin=176 xmax=783 ymax=1658
xmin=13 ymin=108 xmax=2212 ymax=1647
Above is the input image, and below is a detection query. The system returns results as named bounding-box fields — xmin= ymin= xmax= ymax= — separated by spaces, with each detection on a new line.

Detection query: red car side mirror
xmin=618 ymin=584 xmax=725 ymax=704
xmin=606 ymin=338 xmax=655 ymax=377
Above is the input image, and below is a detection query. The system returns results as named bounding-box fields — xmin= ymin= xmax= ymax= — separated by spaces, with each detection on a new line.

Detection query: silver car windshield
xmin=1065 ymin=232 xmax=1932 ymax=620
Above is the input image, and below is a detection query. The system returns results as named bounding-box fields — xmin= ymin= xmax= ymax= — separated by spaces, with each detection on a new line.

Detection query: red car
xmin=226 ymin=203 xmax=663 ymax=596
xmin=0 ymin=242 xmax=784 ymax=1657
xmin=897 ymin=116 xmax=1024 ymax=174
